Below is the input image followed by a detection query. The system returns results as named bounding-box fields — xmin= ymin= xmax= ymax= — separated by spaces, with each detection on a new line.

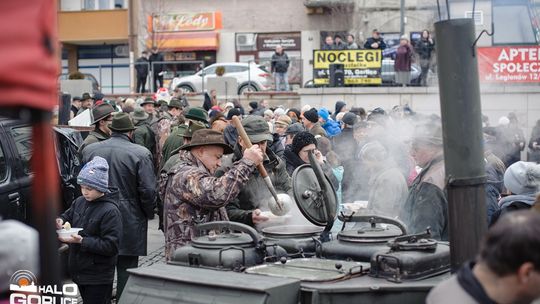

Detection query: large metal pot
xmin=262 ymin=225 xmax=324 ymax=257
xmin=170 ymin=221 xmax=286 ymax=271
xmin=318 ymin=214 xmax=407 ymax=262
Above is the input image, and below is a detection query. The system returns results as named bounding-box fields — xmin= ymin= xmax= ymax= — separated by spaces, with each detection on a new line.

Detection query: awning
xmin=146 ymin=31 xmax=219 ymax=51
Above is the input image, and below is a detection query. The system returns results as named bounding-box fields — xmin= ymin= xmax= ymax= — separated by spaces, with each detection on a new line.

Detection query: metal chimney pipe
xmin=435 ymin=18 xmax=487 ymax=272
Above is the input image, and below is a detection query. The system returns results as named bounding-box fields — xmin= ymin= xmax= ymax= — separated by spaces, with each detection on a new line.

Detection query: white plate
xmin=56 ymin=228 xmax=83 ymax=238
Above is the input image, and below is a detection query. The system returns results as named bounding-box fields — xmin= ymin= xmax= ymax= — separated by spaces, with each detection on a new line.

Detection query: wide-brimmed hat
xmin=130 ymin=107 xmax=149 ymax=122
xmin=242 ymin=115 xmax=273 ymax=143
xmin=185 ymin=107 xmax=209 ymax=124
xmin=184 ymin=121 xmax=207 ymax=139
xmin=82 ymin=92 xmax=93 ymax=101
xmin=180 ymin=129 xmax=233 ymax=154
xmin=109 ymin=112 xmax=136 ymax=132
xmin=412 ymin=122 xmax=443 ymax=146
xmin=285 ymin=122 xmax=305 ymax=135
xmin=91 ymin=104 xmax=115 ymax=125
xmin=141 ymin=97 xmax=156 ymax=106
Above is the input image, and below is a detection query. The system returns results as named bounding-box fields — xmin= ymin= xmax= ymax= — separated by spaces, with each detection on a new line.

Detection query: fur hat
xmin=291 ymin=131 xmax=317 ymax=155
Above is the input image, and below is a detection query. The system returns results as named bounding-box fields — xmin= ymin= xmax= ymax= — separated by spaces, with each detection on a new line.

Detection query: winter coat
xmin=219 ymin=145 xmax=291 ymax=227
xmin=149 ymin=52 xmax=164 ymax=73
xmin=322 ymin=43 xmax=335 ymax=50
xmin=364 ymin=37 xmax=387 ymax=50
xmin=60 ymin=190 xmax=122 ymax=285
xmin=133 ymin=120 xmax=156 ymax=155
xmin=223 ymin=124 xmax=239 ymax=147
xmin=394 ymin=44 xmax=414 ymax=72
xmin=161 ymin=124 xmax=187 ymax=167
xmin=366 ymin=161 xmax=409 ymax=218
xmin=485 ymin=161 xmax=503 ymax=225
xmin=269 ymin=133 xmax=285 ymax=158
xmin=414 ymin=38 xmax=435 ymax=60
xmin=163 ymin=151 xmax=255 ymax=260
xmin=81 ymin=133 xmax=157 ymax=256
xmin=427 ymin=262 xmax=494 ymax=304
xmin=333 ymin=128 xmax=356 ymax=163
xmin=135 ymin=56 xmax=149 ymax=77
xmin=347 ymin=42 xmax=359 ymax=50
xmin=490 ymin=194 xmax=535 ymax=226
xmin=341 ymin=141 xmax=370 ymax=203
xmin=78 ymin=128 xmax=110 ymax=157
xmin=334 ymin=41 xmax=347 ymax=50
xmin=309 ymin=122 xmax=328 ymax=138
xmin=321 ymin=119 xmax=341 ymax=138
xmin=400 ymin=155 xmax=448 ymax=240
xmin=271 ymin=52 xmax=290 ymax=73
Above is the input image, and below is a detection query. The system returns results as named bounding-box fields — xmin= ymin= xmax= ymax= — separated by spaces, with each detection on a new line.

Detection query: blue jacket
xmin=322 ymin=119 xmax=341 ymax=137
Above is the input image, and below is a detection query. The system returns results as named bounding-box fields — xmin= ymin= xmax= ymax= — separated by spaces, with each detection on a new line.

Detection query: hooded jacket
xmin=60 ymin=189 xmax=122 ymax=285
xmin=321 ymin=119 xmax=341 ymax=138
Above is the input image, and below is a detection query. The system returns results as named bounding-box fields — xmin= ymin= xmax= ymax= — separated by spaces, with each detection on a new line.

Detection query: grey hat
xmin=91 ymin=103 xmax=115 ymax=125
xmin=77 ymin=156 xmax=109 ymax=193
xmin=285 ymin=122 xmax=305 ymax=135
xmin=504 ymin=161 xmax=540 ymax=195
xmin=242 ymin=115 xmax=273 ymax=143
xmin=131 ymin=107 xmax=149 ymax=122
xmin=109 ymin=112 xmax=136 ymax=132
xmin=342 ymin=112 xmax=358 ymax=126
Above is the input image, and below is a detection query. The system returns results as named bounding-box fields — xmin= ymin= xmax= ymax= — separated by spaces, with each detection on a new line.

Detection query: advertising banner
xmin=313 ymin=50 xmax=382 ymax=85
xmin=478 ymin=46 xmax=540 ymax=83
xmin=152 ymin=12 xmax=217 ymax=32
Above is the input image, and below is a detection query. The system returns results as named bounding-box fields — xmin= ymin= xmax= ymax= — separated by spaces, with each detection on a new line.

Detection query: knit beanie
xmin=291 ymin=131 xmax=318 ymax=155
xmin=504 ymin=161 xmax=540 ymax=195
xmin=77 ymin=156 xmax=109 ymax=193
xmin=318 ymin=108 xmax=330 ymax=121
xmin=303 ymin=108 xmax=319 ymax=123
xmin=249 ymin=101 xmax=259 ymax=110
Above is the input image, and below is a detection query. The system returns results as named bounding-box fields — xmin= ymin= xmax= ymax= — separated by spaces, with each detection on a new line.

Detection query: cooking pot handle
xmin=338 ymin=214 xmax=408 ymax=235
xmin=195 ymin=221 xmax=261 ymax=245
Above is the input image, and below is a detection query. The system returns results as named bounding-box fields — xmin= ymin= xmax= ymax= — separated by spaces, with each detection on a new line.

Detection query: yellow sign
xmin=312 ymin=50 xmax=382 ymax=86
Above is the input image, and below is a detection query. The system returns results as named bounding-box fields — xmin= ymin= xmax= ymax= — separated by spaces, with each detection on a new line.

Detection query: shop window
xmin=11 ymin=127 xmax=33 ymax=175
xmin=492 ymin=0 xmax=537 ymax=45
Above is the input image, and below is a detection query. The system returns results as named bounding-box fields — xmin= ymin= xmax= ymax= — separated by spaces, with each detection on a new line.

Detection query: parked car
xmin=58 ymin=73 xmax=101 ymax=95
xmin=0 ymin=116 xmax=83 ymax=223
xmin=169 ymin=62 xmax=272 ymax=94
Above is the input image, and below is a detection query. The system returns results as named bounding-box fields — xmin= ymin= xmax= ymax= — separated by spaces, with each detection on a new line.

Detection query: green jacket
xmin=309 ymin=122 xmax=328 ymax=138
xmin=78 ymin=128 xmax=110 ymax=157
xmin=133 ymin=120 xmax=156 ymax=154
xmin=218 ymin=145 xmax=291 ymax=227
xmin=161 ymin=124 xmax=188 ymax=168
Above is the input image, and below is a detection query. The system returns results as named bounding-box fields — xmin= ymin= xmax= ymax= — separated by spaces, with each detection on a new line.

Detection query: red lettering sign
xmin=478 ymin=46 xmax=540 ymax=83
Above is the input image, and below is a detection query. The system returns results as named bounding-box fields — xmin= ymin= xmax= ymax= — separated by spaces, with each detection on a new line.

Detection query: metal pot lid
xmin=292 ymin=164 xmax=338 ymax=228
xmin=338 ymin=225 xmax=403 ymax=243
xmin=191 ymin=231 xmax=255 ymax=248
xmin=262 ymin=225 xmax=324 ymax=238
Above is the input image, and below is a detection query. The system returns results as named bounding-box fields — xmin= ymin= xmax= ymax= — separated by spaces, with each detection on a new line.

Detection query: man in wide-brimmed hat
xmin=81 ymin=112 xmax=156 ymax=299
xmin=162 ymin=129 xmax=263 ymax=260
xmin=76 ymin=92 xmax=94 ymax=116
xmin=78 ymin=103 xmax=115 ymax=156
xmin=131 ymin=107 xmax=156 ymax=154
xmin=399 ymin=121 xmax=448 ymax=241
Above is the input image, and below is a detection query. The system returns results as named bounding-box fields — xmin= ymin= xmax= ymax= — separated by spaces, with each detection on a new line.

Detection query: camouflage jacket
xmin=163 ymin=151 xmax=255 ymax=260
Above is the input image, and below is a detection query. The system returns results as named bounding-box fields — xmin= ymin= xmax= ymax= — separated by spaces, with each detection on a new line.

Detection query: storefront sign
xmin=478 ymin=46 xmax=540 ymax=83
xmin=153 ymin=12 xmax=216 ymax=32
xmin=257 ymin=32 xmax=301 ymax=51
xmin=313 ymin=50 xmax=382 ymax=85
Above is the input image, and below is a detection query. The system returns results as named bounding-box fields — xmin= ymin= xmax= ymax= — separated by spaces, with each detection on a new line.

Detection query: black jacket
xmin=149 ymin=52 xmax=164 ymax=73
xmin=60 ymin=190 xmax=122 ymax=285
xmin=271 ymin=51 xmax=290 ymax=73
xmin=283 ymin=146 xmax=339 ymax=190
xmin=364 ymin=37 xmax=387 ymax=50
xmin=414 ymin=38 xmax=435 ymax=60
xmin=82 ymin=133 xmax=157 ymax=256
xmin=135 ymin=57 xmax=149 ymax=76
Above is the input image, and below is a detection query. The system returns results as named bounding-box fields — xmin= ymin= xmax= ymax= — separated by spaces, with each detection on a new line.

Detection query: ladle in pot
xmin=231 ymin=116 xmax=291 ymax=216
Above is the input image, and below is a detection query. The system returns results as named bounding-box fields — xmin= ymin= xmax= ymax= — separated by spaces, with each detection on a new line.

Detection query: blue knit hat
xmin=318 ymin=108 xmax=330 ymax=121
xmin=77 ymin=156 xmax=109 ymax=193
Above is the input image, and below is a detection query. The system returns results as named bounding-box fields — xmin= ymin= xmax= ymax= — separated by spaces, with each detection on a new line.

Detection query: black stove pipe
xmin=435 ymin=18 xmax=488 ymax=272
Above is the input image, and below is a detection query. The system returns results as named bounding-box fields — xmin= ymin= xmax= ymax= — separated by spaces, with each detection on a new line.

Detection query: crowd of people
xmin=7 ymin=91 xmax=540 ymax=304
